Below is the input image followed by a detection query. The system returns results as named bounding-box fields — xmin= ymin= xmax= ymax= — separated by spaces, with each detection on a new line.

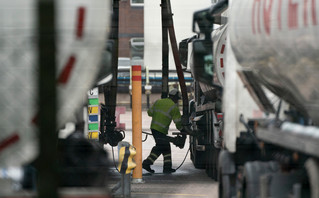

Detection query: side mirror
xmin=192 ymin=39 xmax=214 ymax=86
xmin=192 ymin=8 xmax=213 ymax=38
xmin=179 ymin=38 xmax=189 ymax=69
xmin=95 ymin=40 xmax=114 ymax=86
xmin=210 ymin=0 xmax=228 ymax=17
xmin=179 ymin=35 xmax=197 ymax=69
xmin=191 ymin=7 xmax=214 ymax=86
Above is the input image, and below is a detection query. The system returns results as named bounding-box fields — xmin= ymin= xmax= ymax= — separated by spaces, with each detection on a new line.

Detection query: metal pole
xmin=130 ymin=67 xmax=132 ymax=109
xmin=146 ymin=66 xmax=150 ymax=108
xmin=37 ymin=0 xmax=58 ymax=197
xmin=147 ymin=95 xmax=150 ymax=109
xmin=161 ymin=0 xmax=169 ymax=99
xmin=131 ymin=65 xmax=143 ymax=182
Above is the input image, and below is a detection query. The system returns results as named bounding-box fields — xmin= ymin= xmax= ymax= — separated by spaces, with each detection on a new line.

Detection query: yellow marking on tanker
xmin=88 ymin=106 xmax=98 ymax=114
xmin=132 ymin=192 xmax=207 ymax=197
xmin=88 ymin=131 xmax=99 ymax=139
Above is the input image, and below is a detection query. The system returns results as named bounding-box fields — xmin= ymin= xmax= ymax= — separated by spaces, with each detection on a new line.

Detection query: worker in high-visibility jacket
xmin=142 ymin=89 xmax=182 ymax=174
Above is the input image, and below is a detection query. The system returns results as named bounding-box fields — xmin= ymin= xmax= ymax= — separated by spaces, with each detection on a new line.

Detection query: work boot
xmin=142 ymin=161 xmax=155 ymax=173
xmin=163 ymin=168 xmax=176 ymax=174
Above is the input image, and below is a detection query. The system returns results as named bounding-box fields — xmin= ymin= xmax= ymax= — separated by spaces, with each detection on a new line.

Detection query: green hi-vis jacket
xmin=147 ymin=98 xmax=182 ymax=134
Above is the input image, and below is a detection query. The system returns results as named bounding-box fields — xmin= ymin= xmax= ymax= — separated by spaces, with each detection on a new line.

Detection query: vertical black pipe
xmin=166 ymin=0 xmax=189 ymax=116
xmin=37 ymin=0 xmax=58 ymax=197
xmin=105 ymin=0 xmax=120 ymax=116
xmin=161 ymin=0 xmax=169 ymax=99
xmin=108 ymin=0 xmax=119 ymax=118
xmin=101 ymin=0 xmax=119 ymax=144
xmin=147 ymin=95 xmax=150 ymax=108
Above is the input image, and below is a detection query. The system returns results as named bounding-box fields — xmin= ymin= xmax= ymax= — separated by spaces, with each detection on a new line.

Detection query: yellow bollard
xmin=131 ymin=65 xmax=143 ymax=182
xmin=112 ymin=141 xmax=136 ymax=197
xmin=117 ymin=145 xmax=137 ymax=174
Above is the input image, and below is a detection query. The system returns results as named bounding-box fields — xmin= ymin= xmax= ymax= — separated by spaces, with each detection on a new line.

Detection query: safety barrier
xmin=112 ymin=141 xmax=136 ymax=197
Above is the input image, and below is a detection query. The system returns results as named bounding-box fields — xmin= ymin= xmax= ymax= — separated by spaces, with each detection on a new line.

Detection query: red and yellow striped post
xmin=131 ymin=65 xmax=143 ymax=182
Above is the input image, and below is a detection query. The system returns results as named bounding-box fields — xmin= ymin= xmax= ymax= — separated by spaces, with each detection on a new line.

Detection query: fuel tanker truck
xmin=179 ymin=16 xmax=227 ymax=181
xmin=181 ymin=0 xmax=319 ymax=197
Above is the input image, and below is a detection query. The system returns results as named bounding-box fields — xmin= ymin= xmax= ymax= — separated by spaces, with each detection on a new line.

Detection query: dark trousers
xmin=143 ymin=129 xmax=172 ymax=169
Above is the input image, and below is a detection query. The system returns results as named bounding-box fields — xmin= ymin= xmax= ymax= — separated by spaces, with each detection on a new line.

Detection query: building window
xmin=130 ymin=37 xmax=144 ymax=59
xmin=131 ymin=0 xmax=143 ymax=7
xmin=130 ymin=37 xmax=144 ymax=68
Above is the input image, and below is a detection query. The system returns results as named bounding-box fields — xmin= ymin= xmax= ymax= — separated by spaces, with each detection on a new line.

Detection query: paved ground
xmin=105 ymin=110 xmax=218 ymax=198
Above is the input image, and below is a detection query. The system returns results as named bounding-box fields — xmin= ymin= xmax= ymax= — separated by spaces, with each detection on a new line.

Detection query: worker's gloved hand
xmin=171 ymin=137 xmax=179 ymax=148
xmin=180 ymin=129 xmax=186 ymax=134
xmin=180 ymin=128 xmax=196 ymax=136
xmin=172 ymin=135 xmax=186 ymax=149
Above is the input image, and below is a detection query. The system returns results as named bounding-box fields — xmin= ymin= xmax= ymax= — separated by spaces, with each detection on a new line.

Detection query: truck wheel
xmin=305 ymin=158 xmax=319 ymax=198
xmin=193 ymin=151 xmax=206 ymax=169
xmin=218 ymin=170 xmax=236 ymax=198
xmin=190 ymin=136 xmax=206 ymax=169
xmin=206 ymin=145 xmax=219 ymax=180
xmin=240 ymin=161 xmax=279 ymax=198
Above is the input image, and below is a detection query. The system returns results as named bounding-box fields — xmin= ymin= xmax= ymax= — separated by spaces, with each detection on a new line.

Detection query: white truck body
xmin=223 ymin=32 xmax=264 ymax=152
xmin=0 ymin=0 xmax=111 ymax=166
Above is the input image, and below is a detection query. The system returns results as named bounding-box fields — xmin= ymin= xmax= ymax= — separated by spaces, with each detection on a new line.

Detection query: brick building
xmin=118 ymin=0 xmax=144 ymax=60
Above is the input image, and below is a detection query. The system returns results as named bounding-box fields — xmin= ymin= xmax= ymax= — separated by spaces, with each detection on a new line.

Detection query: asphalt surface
xmin=105 ymin=110 xmax=218 ymax=198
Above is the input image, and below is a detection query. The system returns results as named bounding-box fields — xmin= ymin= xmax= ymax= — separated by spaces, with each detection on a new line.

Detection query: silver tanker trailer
xmin=219 ymin=0 xmax=319 ymax=197
xmin=181 ymin=0 xmax=319 ymax=197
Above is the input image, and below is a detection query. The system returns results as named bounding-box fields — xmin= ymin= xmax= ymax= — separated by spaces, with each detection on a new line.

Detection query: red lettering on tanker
xmin=288 ymin=0 xmax=298 ymax=29
xmin=304 ymin=0 xmax=309 ymax=26
xmin=302 ymin=0 xmax=317 ymax=26
xmin=252 ymin=0 xmax=273 ymax=35
xmin=252 ymin=0 xmax=318 ymax=35
xmin=312 ymin=0 xmax=318 ymax=25
xmin=263 ymin=0 xmax=273 ymax=35
xmin=277 ymin=0 xmax=282 ymax=30
xmin=252 ymin=0 xmax=261 ymax=34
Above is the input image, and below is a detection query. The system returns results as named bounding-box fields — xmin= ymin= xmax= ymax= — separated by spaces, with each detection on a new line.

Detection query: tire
xmin=239 ymin=176 xmax=247 ymax=198
xmin=204 ymin=110 xmax=221 ymax=180
xmin=305 ymin=158 xmax=318 ymax=198
xmin=219 ymin=170 xmax=236 ymax=198
xmin=190 ymin=136 xmax=206 ymax=169
xmin=206 ymin=145 xmax=219 ymax=180
xmin=241 ymin=161 xmax=279 ymax=198
xmin=193 ymin=150 xmax=206 ymax=169
xmin=212 ymin=147 xmax=220 ymax=180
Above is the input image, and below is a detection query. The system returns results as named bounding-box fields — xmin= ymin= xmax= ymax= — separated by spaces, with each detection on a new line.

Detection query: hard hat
xmin=169 ymin=89 xmax=181 ymax=99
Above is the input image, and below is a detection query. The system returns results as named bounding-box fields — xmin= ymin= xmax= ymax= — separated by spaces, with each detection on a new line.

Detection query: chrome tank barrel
xmin=229 ymin=0 xmax=319 ymax=123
